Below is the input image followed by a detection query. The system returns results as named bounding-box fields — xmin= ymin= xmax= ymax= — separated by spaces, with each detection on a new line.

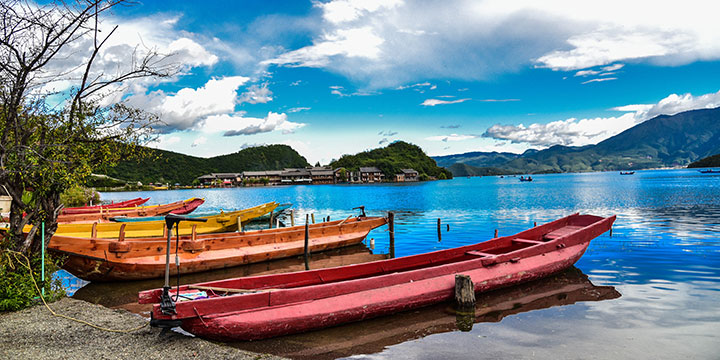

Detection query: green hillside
xmin=330 ymin=141 xmax=453 ymax=180
xmin=688 ymin=153 xmax=720 ymax=168
xmin=433 ymin=151 xmax=521 ymax=168
xmin=446 ymin=163 xmax=509 ymax=177
xmin=98 ymin=144 xmax=309 ymax=185
xmin=441 ymin=107 xmax=720 ymax=175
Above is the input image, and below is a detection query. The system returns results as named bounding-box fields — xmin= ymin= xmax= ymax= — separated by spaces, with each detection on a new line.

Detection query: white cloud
xmin=239 ymin=83 xmax=273 ymax=104
xmin=288 ymin=107 xmax=311 ymax=113
xmin=482 ymin=89 xmax=720 ymax=147
xmin=126 ymin=76 xmax=249 ymax=131
xmin=582 ymin=77 xmax=617 ymax=84
xmin=426 ymin=134 xmax=477 ymax=142
xmin=421 ymin=98 xmax=470 ymax=106
xmin=199 ymin=111 xmax=305 ymax=136
xmin=260 ymin=0 xmax=720 ymax=87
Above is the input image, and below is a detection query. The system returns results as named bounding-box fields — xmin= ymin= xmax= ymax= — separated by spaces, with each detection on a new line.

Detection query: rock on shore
xmin=0 ymin=298 xmax=286 ymax=360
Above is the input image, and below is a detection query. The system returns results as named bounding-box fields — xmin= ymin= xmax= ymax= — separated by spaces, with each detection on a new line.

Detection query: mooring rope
xmin=6 ymin=250 xmax=148 ymax=333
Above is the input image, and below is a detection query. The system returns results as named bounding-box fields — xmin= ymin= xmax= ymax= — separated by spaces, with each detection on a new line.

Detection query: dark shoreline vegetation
xmin=94 ymin=141 xmax=452 ymax=188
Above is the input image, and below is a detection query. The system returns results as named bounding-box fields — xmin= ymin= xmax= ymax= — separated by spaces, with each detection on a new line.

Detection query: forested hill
xmin=437 ymin=107 xmax=720 ymax=175
xmin=688 ymin=153 xmax=720 ymax=168
xmin=98 ymin=144 xmax=309 ymax=185
xmin=330 ymin=141 xmax=453 ymax=180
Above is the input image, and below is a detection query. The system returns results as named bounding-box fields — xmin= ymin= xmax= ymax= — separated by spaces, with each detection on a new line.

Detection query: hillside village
xmin=196 ymin=167 xmax=420 ymax=187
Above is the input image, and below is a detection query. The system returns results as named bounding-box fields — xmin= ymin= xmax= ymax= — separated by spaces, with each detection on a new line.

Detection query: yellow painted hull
xmin=53 ymin=202 xmax=278 ymax=239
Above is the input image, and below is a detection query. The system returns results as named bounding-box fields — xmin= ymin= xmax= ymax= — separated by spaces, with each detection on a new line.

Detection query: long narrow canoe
xmin=49 ymin=215 xmax=387 ymax=281
xmin=110 ymin=203 xmax=292 ymax=223
xmin=56 ymin=198 xmax=204 ymax=224
xmin=140 ymin=213 xmax=614 ymax=341
xmin=60 ymin=198 xmax=150 ymax=215
xmin=54 ymin=202 xmax=278 ymax=238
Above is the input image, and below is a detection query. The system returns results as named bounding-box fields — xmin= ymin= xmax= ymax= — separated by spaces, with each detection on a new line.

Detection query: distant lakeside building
xmin=196 ymin=166 xmax=420 ymax=187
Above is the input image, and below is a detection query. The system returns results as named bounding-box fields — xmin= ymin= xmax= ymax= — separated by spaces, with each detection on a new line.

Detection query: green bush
xmin=60 ymin=186 xmax=100 ymax=207
xmin=0 ymin=250 xmax=65 ymax=312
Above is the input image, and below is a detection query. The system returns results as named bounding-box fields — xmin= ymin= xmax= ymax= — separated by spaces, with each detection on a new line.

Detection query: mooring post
xmin=437 ymin=218 xmax=442 ymax=242
xmin=534 ymin=221 xmax=537 ymax=227
xmin=494 ymin=229 xmax=498 ymax=238
xmin=290 ymin=210 xmax=295 ymax=227
xmin=304 ymin=214 xmax=310 ymax=270
xmin=327 ymin=216 xmax=330 ymax=222
xmin=311 ymin=213 xmax=315 ymax=224
xmin=610 ymin=226 xmax=613 ymax=238
xmin=447 ymin=224 xmax=450 ymax=232
xmin=455 ymin=274 xmax=475 ymax=332
xmin=455 ymin=274 xmax=475 ymax=308
xmin=388 ymin=212 xmax=395 ymax=259
xmin=268 ymin=210 xmax=274 ymax=229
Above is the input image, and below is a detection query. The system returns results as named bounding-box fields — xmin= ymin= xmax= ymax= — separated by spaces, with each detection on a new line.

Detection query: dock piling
xmin=437 ymin=218 xmax=442 ymax=242
xmin=304 ymin=214 xmax=310 ymax=270
xmin=494 ymin=229 xmax=498 ymax=238
xmin=290 ymin=210 xmax=295 ymax=227
xmin=269 ymin=210 xmax=274 ymax=229
xmin=311 ymin=213 xmax=315 ymax=224
xmin=455 ymin=274 xmax=476 ymax=309
xmin=388 ymin=212 xmax=395 ymax=258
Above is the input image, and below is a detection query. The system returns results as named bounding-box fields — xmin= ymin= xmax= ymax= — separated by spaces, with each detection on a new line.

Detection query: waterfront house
xmin=359 ymin=167 xmax=385 ymax=183
xmin=281 ymin=168 xmax=312 ymax=184
xmin=400 ymin=168 xmax=419 ymax=182
xmin=309 ymin=167 xmax=336 ymax=184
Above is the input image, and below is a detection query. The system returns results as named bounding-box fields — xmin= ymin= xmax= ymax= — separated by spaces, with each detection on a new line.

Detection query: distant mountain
xmin=441 ymin=107 xmax=720 ymax=175
xmin=433 ymin=151 xmax=521 ymax=168
xmin=330 ymin=141 xmax=453 ymax=180
xmin=446 ymin=163 xmax=508 ymax=177
xmin=98 ymin=144 xmax=310 ymax=185
xmin=688 ymin=153 xmax=720 ymax=168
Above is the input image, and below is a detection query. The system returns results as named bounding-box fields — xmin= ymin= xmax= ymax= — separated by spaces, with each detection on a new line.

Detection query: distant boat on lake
xmin=519 ymin=176 xmax=533 ymax=182
xmin=620 ymin=171 xmax=635 ymax=175
xmin=698 ymin=169 xmax=720 ymax=174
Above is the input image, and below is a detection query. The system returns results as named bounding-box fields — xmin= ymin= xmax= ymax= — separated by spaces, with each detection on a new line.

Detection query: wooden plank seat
xmin=543 ymin=226 xmax=584 ymax=240
xmin=512 ymin=238 xmax=544 ymax=245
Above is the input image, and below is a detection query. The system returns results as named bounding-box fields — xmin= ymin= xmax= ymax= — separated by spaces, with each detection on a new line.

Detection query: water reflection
xmin=229 ymin=267 xmax=619 ymax=360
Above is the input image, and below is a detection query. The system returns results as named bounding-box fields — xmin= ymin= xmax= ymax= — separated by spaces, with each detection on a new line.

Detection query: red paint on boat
xmin=140 ymin=213 xmax=615 ymax=341
xmin=168 ymin=198 xmax=205 ymax=215
xmin=60 ymin=198 xmax=150 ymax=215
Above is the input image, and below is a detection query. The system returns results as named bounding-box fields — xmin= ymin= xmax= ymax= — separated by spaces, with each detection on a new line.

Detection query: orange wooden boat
xmin=60 ymin=198 xmax=150 ymax=215
xmin=56 ymin=198 xmax=204 ymax=224
xmin=49 ymin=215 xmax=387 ymax=281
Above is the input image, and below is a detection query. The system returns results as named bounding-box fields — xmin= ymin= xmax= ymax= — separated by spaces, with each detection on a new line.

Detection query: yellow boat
xmin=53 ymin=202 xmax=278 ymax=239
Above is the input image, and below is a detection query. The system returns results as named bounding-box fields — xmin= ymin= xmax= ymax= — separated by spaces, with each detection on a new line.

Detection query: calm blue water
xmin=94 ymin=169 xmax=719 ymax=359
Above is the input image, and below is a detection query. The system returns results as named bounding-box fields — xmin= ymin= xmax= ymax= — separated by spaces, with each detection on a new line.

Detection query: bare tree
xmin=0 ymin=0 xmax=176 ymax=253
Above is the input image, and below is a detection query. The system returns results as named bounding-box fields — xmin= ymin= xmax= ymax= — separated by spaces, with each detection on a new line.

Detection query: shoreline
xmin=0 ymin=297 xmax=286 ymax=360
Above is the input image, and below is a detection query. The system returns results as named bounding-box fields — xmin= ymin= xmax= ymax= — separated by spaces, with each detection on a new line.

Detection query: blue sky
xmin=66 ymin=0 xmax=720 ymax=164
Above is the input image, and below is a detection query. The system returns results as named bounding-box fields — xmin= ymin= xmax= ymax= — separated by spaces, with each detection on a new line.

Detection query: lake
xmin=68 ymin=169 xmax=719 ymax=359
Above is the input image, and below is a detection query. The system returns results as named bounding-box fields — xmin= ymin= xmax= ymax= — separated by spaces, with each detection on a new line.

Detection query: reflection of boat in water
xmin=231 ymin=266 xmax=620 ymax=360
xmin=72 ymin=244 xmax=388 ymax=311
xmin=620 ymin=171 xmax=635 ymax=175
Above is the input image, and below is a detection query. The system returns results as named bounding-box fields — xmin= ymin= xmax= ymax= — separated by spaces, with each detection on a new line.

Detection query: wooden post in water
xmin=304 ymin=214 xmax=310 ymax=270
xmin=447 ymin=224 xmax=450 ymax=232
xmin=327 ymin=216 xmax=330 ymax=222
xmin=388 ymin=212 xmax=395 ymax=259
xmin=455 ymin=274 xmax=476 ymax=309
xmin=311 ymin=213 xmax=315 ymax=224
xmin=610 ymin=226 xmax=613 ymax=238
xmin=437 ymin=218 xmax=442 ymax=242
xmin=268 ymin=210 xmax=274 ymax=229
xmin=494 ymin=229 xmax=498 ymax=238
xmin=534 ymin=221 xmax=537 ymax=227
xmin=290 ymin=210 xmax=295 ymax=227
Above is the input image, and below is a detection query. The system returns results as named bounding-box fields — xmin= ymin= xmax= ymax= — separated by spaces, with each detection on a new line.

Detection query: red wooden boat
xmin=140 ymin=213 xmax=615 ymax=341
xmin=56 ymin=198 xmax=204 ymax=223
xmin=60 ymin=197 xmax=150 ymax=215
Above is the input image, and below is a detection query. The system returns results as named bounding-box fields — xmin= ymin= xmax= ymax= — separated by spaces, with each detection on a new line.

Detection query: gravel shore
xmin=0 ymin=298 xmax=286 ymax=360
